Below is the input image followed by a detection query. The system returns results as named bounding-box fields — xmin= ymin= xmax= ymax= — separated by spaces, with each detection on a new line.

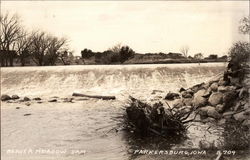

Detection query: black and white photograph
xmin=0 ymin=1 xmax=249 ymax=160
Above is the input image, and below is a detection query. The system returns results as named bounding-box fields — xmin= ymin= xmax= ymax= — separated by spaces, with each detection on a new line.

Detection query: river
xmin=1 ymin=63 xmax=228 ymax=160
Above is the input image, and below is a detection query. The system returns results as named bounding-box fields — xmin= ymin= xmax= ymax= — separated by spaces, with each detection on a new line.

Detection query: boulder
xmin=210 ymin=82 xmax=218 ymax=92
xmin=172 ymin=99 xmax=183 ymax=109
xmin=215 ymin=104 xmax=224 ymax=113
xmin=208 ymin=92 xmax=223 ymax=106
xmin=233 ymin=111 xmax=248 ymax=122
xmin=195 ymin=114 xmax=201 ymax=121
xmin=202 ymin=88 xmax=212 ymax=98
xmin=192 ymin=89 xmax=207 ymax=108
xmin=63 ymin=98 xmax=74 ymax=103
xmin=181 ymin=91 xmax=193 ymax=98
xmin=207 ymin=107 xmax=221 ymax=119
xmin=218 ymin=118 xmax=226 ymax=125
xmin=11 ymin=95 xmax=20 ymax=100
xmin=218 ymin=86 xmax=228 ymax=93
xmin=242 ymin=119 xmax=250 ymax=128
xmin=199 ymin=106 xmax=213 ymax=116
xmin=223 ymin=90 xmax=237 ymax=110
xmin=190 ymin=83 xmax=205 ymax=93
xmin=179 ymin=87 xmax=186 ymax=92
xmin=199 ymin=106 xmax=221 ymax=119
xmin=183 ymin=98 xmax=193 ymax=106
xmin=222 ymin=111 xmax=234 ymax=119
xmin=203 ymin=83 xmax=210 ymax=89
xmin=228 ymin=86 xmax=237 ymax=91
xmin=202 ymin=117 xmax=216 ymax=123
xmin=33 ymin=97 xmax=42 ymax=100
xmin=23 ymin=97 xmax=30 ymax=101
xmin=243 ymin=102 xmax=249 ymax=110
xmin=1 ymin=94 xmax=11 ymax=101
xmin=165 ymin=92 xmax=180 ymax=100
xmin=48 ymin=99 xmax=57 ymax=102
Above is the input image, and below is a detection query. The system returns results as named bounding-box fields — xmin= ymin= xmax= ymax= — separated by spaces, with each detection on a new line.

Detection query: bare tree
xmin=180 ymin=45 xmax=189 ymax=58
xmin=29 ymin=31 xmax=68 ymax=66
xmin=29 ymin=31 xmax=51 ymax=66
xmin=15 ymin=29 xmax=33 ymax=66
xmin=0 ymin=12 xmax=22 ymax=66
xmin=109 ymin=43 xmax=122 ymax=53
xmin=45 ymin=36 xmax=68 ymax=65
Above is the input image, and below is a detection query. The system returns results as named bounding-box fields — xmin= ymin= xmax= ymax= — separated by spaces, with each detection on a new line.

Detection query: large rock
xmin=172 ymin=99 xmax=183 ymax=109
xmin=179 ymin=87 xmax=186 ymax=92
xmin=165 ymin=92 xmax=180 ymax=100
xmin=202 ymin=88 xmax=212 ymax=98
xmin=233 ymin=111 xmax=248 ymax=122
xmin=181 ymin=91 xmax=193 ymax=98
xmin=190 ymin=83 xmax=205 ymax=93
xmin=242 ymin=119 xmax=250 ymax=128
xmin=210 ymin=82 xmax=218 ymax=92
xmin=207 ymin=107 xmax=221 ymax=119
xmin=218 ymin=86 xmax=228 ymax=93
xmin=11 ymin=95 xmax=20 ymax=100
xmin=223 ymin=90 xmax=237 ymax=110
xmin=200 ymin=106 xmax=221 ymax=119
xmin=222 ymin=111 xmax=234 ymax=119
xmin=183 ymin=98 xmax=193 ymax=106
xmin=192 ymin=89 xmax=207 ymax=108
xmin=23 ymin=97 xmax=30 ymax=101
xmin=33 ymin=97 xmax=42 ymax=101
xmin=208 ymin=92 xmax=223 ymax=106
xmin=1 ymin=94 xmax=11 ymax=101
xmin=218 ymin=118 xmax=226 ymax=125
xmin=48 ymin=99 xmax=57 ymax=102
xmin=215 ymin=104 xmax=224 ymax=113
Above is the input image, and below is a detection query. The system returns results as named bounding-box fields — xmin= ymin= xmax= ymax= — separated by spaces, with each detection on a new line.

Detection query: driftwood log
xmin=72 ymin=93 xmax=116 ymax=100
xmin=125 ymin=96 xmax=193 ymax=137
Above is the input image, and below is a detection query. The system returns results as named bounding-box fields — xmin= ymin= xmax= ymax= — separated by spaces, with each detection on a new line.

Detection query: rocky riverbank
xmin=164 ymin=62 xmax=250 ymax=149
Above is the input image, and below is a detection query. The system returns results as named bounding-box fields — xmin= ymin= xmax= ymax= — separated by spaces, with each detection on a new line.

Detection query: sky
xmin=1 ymin=1 xmax=249 ymax=56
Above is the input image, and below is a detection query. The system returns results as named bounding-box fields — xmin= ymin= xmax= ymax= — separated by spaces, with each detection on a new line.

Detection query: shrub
xmin=228 ymin=41 xmax=250 ymax=70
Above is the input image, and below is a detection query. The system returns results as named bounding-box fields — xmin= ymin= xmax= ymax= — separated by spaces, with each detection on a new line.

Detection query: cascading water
xmin=1 ymin=63 xmax=226 ymax=99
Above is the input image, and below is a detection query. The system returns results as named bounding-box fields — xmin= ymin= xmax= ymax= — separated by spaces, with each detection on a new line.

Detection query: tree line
xmin=0 ymin=13 xmax=69 ymax=67
xmin=81 ymin=43 xmax=135 ymax=64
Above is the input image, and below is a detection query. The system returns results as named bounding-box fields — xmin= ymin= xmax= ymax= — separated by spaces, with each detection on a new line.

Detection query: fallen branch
xmin=72 ymin=93 xmax=116 ymax=100
xmin=124 ymin=96 xmax=192 ymax=137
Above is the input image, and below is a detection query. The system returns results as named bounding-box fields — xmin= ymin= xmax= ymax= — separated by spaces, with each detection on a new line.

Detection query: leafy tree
xmin=81 ymin=48 xmax=94 ymax=58
xmin=119 ymin=46 xmax=135 ymax=63
xmin=239 ymin=16 xmax=250 ymax=35
xmin=207 ymin=54 xmax=218 ymax=59
xmin=194 ymin=53 xmax=203 ymax=60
